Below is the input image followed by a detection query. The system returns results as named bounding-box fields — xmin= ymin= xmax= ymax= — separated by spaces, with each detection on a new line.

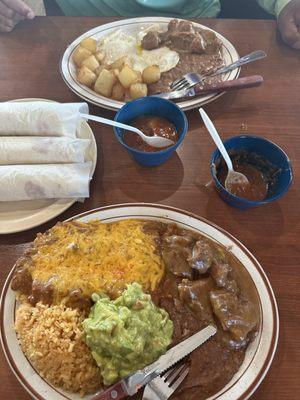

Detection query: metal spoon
xmin=80 ymin=113 xmax=174 ymax=148
xmin=199 ymin=108 xmax=250 ymax=194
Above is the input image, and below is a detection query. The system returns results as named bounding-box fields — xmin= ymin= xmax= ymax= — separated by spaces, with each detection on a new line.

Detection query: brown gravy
xmin=123 ymin=115 xmax=178 ymax=152
xmin=141 ymin=221 xmax=260 ymax=400
xmin=142 ymin=20 xmax=225 ymax=95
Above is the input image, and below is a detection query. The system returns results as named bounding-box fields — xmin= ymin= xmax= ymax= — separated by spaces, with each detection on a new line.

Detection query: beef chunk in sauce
xmin=141 ymin=19 xmax=222 ymax=55
xmin=141 ymin=30 xmax=161 ymax=50
xmin=28 ymin=279 xmax=54 ymax=306
xmin=162 ymin=235 xmax=193 ymax=279
xmin=210 ymin=262 xmax=230 ymax=287
xmin=160 ymin=297 xmax=203 ymax=342
xmin=178 ymin=278 xmax=215 ymax=324
xmin=11 ymin=266 xmax=32 ymax=295
xmin=210 ymin=262 xmax=240 ymax=294
xmin=65 ymin=289 xmax=93 ymax=315
xmin=187 ymin=239 xmax=214 ymax=274
xmin=210 ymin=290 xmax=259 ymax=348
xmin=200 ymin=29 xmax=222 ymax=54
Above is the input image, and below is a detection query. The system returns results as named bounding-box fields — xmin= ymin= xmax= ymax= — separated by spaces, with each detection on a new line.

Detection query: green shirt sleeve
xmin=256 ymin=0 xmax=292 ymax=16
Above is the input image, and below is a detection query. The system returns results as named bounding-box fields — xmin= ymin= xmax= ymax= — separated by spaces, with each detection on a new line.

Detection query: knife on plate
xmin=91 ymin=324 xmax=217 ymax=400
xmin=153 ymin=75 xmax=263 ymax=100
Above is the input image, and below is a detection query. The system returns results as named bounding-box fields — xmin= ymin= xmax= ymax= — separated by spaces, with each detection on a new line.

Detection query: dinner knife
xmin=153 ymin=75 xmax=263 ymax=100
xmin=91 ymin=324 xmax=217 ymax=400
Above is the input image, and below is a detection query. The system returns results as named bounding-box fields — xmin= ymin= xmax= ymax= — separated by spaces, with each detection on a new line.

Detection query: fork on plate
xmin=170 ymin=50 xmax=266 ymax=91
xmin=142 ymin=363 xmax=189 ymax=400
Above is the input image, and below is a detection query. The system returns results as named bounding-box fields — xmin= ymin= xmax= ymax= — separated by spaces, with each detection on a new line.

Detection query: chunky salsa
xmin=123 ymin=115 xmax=178 ymax=152
xmin=216 ymin=150 xmax=280 ymax=202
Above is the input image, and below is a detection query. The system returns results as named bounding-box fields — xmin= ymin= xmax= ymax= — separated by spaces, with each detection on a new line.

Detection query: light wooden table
xmin=0 ymin=16 xmax=299 ymax=400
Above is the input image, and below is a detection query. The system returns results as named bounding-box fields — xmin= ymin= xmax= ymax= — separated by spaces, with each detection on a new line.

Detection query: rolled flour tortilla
xmin=0 ymin=102 xmax=89 ymax=137
xmin=0 ymin=163 xmax=92 ymax=201
xmin=0 ymin=137 xmax=90 ymax=164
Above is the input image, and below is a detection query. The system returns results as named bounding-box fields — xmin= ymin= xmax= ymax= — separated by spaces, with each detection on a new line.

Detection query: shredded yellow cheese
xmin=27 ymin=219 xmax=164 ymax=301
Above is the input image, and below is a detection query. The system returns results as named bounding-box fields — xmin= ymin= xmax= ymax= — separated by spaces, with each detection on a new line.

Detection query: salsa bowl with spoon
xmin=210 ymin=135 xmax=293 ymax=210
xmin=113 ymin=97 xmax=188 ymax=167
xmin=80 ymin=113 xmax=174 ymax=149
xmin=199 ymin=108 xmax=293 ymax=209
xmin=199 ymin=108 xmax=251 ymax=195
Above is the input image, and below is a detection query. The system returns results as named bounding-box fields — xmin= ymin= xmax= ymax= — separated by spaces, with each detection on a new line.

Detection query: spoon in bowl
xmin=199 ymin=108 xmax=250 ymax=195
xmin=80 ymin=113 xmax=174 ymax=149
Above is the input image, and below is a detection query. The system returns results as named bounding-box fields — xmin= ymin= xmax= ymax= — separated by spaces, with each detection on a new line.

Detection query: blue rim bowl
xmin=210 ymin=135 xmax=293 ymax=210
xmin=114 ymin=97 xmax=188 ymax=167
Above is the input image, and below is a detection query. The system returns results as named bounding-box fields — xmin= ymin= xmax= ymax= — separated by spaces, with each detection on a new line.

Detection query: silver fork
xmin=142 ymin=363 xmax=189 ymax=400
xmin=170 ymin=50 xmax=266 ymax=91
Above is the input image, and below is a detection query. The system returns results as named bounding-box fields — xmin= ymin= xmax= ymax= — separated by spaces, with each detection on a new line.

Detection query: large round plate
xmin=0 ymin=98 xmax=97 ymax=234
xmin=0 ymin=204 xmax=278 ymax=400
xmin=60 ymin=17 xmax=240 ymax=111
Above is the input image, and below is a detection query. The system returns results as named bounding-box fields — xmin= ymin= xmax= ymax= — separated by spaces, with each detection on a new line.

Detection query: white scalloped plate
xmin=0 ymin=204 xmax=278 ymax=400
xmin=0 ymin=98 xmax=97 ymax=234
xmin=60 ymin=17 xmax=240 ymax=111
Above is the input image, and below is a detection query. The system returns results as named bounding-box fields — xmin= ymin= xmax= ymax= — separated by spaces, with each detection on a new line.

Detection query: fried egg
xmin=98 ymin=29 xmax=179 ymax=73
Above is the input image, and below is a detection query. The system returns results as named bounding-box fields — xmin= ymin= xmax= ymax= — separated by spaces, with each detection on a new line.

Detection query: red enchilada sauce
xmin=218 ymin=156 xmax=269 ymax=202
xmin=123 ymin=115 xmax=178 ymax=152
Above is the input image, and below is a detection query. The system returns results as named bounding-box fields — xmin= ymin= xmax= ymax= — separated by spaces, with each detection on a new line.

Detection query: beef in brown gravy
xmin=142 ymin=19 xmax=222 ymax=55
xmin=65 ymin=288 xmax=93 ymax=315
xmin=147 ymin=221 xmax=260 ymax=400
xmin=141 ymin=19 xmax=225 ymax=95
xmin=162 ymin=236 xmax=193 ymax=279
xmin=187 ymin=239 xmax=214 ymax=274
xmin=28 ymin=279 xmax=54 ymax=306
xmin=178 ymin=278 xmax=215 ymax=324
xmin=210 ymin=290 xmax=258 ymax=348
xmin=11 ymin=264 xmax=32 ymax=295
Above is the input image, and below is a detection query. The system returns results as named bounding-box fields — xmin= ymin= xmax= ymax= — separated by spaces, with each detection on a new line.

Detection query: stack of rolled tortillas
xmin=0 ymin=102 xmax=93 ymax=201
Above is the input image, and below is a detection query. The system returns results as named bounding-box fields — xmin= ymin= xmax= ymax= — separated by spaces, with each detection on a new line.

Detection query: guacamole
xmin=83 ymin=283 xmax=173 ymax=385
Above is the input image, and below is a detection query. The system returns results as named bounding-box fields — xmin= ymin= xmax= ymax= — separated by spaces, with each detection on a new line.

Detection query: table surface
xmin=0 ymin=16 xmax=299 ymax=400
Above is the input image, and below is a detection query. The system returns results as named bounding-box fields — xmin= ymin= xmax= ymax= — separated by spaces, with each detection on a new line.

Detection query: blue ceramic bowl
xmin=114 ymin=97 xmax=188 ymax=167
xmin=210 ymin=135 xmax=293 ymax=210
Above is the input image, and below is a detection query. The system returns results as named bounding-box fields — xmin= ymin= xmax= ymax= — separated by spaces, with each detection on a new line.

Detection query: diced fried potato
xmin=112 ymin=69 xmax=120 ymax=78
xmin=129 ymin=83 xmax=148 ymax=99
xmin=72 ymin=46 xmax=92 ymax=67
xmin=95 ymin=51 xmax=105 ymax=63
xmin=142 ymin=65 xmax=161 ymax=84
xmin=81 ymin=55 xmax=100 ymax=72
xmin=77 ymin=66 xmax=97 ymax=87
xmin=94 ymin=65 xmax=107 ymax=76
xmin=109 ymin=56 xmax=131 ymax=70
xmin=135 ymin=71 xmax=142 ymax=83
xmin=80 ymin=37 xmax=97 ymax=53
xmin=111 ymin=82 xmax=126 ymax=101
xmin=94 ymin=69 xmax=117 ymax=97
xmin=118 ymin=66 xmax=142 ymax=89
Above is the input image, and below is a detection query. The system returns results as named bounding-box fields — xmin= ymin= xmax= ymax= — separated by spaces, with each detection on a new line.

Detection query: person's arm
xmin=0 ymin=0 xmax=35 ymax=32
xmin=257 ymin=0 xmax=300 ymax=49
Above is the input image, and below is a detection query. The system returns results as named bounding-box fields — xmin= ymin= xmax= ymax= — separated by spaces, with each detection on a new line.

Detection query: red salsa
xmin=123 ymin=115 xmax=178 ymax=152
xmin=216 ymin=151 xmax=277 ymax=202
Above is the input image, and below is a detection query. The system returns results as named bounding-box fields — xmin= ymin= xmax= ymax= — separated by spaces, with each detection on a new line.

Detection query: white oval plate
xmin=0 ymin=204 xmax=278 ymax=400
xmin=0 ymin=98 xmax=97 ymax=234
xmin=60 ymin=17 xmax=240 ymax=111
